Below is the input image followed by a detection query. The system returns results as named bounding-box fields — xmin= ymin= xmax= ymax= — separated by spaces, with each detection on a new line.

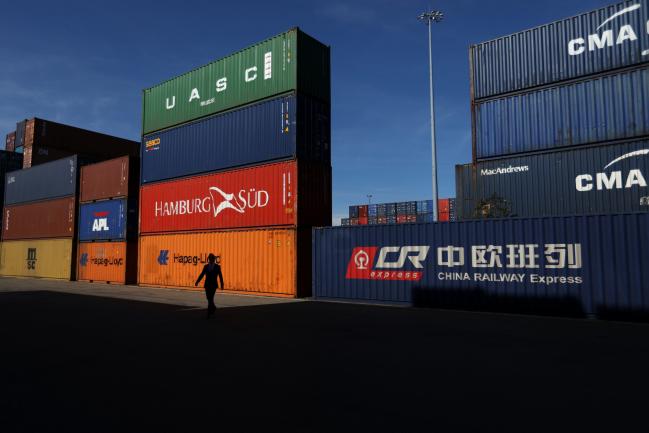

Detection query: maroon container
xmin=396 ymin=215 xmax=408 ymax=224
xmin=20 ymin=118 xmax=139 ymax=169
xmin=80 ymin=156 xmax=137 ymax=202
xmin=5 ymin=132 xmax=15 ymax=152
xmin=3 ymin=197 xmax=76 ymax=240
xmin=358 ymin=217 xmax=368 ymax=225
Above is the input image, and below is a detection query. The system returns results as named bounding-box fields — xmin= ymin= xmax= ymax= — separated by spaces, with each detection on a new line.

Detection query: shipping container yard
xmin=2 ymin=1 xmax=649 ymax=430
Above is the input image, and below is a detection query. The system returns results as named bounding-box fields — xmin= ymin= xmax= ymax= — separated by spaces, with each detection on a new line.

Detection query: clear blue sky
xmin=0 ymin=0 xmax=614 ymax=223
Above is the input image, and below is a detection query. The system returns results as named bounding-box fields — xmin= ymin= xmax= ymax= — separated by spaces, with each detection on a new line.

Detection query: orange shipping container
xmin=138 ymin=229 xmax=305 ymax=297
xmin=77 ymin=241 xmax=137 ymax=284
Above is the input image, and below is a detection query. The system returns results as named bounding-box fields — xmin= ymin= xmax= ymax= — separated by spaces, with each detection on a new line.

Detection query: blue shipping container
xmin=78 ymin=199 xmax=127 ymax=241
xmin=4 ymin=156 xmax=77 ymax=206
xmin=368 ymin=204 xmax=378 ymax=216
xmin=457 ymin=138 xmax=649 ymax=219
xmin=471 ymin=0 xmax=649 ymax=100
xmin=312 ymin=214 xmax=649 ymax=317
xmin=141 ymin=93 xmax=330 ymax=184
xmin=417 ymin=200 xmax=435 ymax=214
xmin=475 ymin=66 xmax=649 ymax=159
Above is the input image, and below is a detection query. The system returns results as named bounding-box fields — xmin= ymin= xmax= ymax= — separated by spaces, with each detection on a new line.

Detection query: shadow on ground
xmin=1 ymin=290 xmax=648 ymax=432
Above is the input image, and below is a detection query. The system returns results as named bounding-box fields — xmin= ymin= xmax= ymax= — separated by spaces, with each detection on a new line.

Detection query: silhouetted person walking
xmin=195 ymin=254 xmax=224 ymax=318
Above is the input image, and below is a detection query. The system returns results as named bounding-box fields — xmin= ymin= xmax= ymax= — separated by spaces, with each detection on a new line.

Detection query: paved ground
xmin=0 ymin=278 xmax=648 ymax=432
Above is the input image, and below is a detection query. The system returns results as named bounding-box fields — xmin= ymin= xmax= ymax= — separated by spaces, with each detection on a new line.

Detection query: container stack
xmin=7 ymin=118 xmax=138 ymax=168
xmin=0 ymin=150 xmax=24 ymax=226
xmin=76 ymin=157 xmax=139 ymax=284
xmin=137 ymin=28 xmax=331 ymax=298
xmin=343 ymin=199 xmax=454 ymax=225
xmin=457 ymin=0 xmax=649 ymax=219
xmin=0 ymin=157 xmax=79 ymax=279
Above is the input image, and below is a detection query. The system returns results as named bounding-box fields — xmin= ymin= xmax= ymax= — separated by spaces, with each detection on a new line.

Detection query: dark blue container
xmin=471 ymin=0 xmax=649 ymax=100
xmin=78 ymin=199 xmax=127 ymax=241
xmin=457 ymin=138 xmax=649 ymax=219
xmin=475 ymin=66 xmax=649 ymax=159
xmin=141 ymin=93 xmax=330 ymax=184
xmin=4 ymin=156 xmax=77 ymax=206
xmin=312 ymin=213 xmax=649 ymax=317
xmin=349 ymin=206 xmax=359 ymax=218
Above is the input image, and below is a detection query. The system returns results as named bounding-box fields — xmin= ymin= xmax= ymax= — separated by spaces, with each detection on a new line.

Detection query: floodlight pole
xmin=418 ymin=10 xmax=443 ymax=222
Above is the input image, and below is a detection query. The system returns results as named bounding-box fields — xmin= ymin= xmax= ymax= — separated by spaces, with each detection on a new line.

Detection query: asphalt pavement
xmin=0 ymin=277 xmax=647 ymax=432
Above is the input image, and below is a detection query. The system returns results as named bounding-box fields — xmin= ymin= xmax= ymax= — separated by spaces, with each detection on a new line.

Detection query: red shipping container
xmin=3 ymin=197 xmax=75 ymax=240
xmin=350 ymin=218 xmax=359 ymax=226
xmin=358 ymin=217 xmax=368 ymax=225
xmin=396 ymin=215 xmax=408 ymax=224
xmin=438 ymin=198 xmax=450 ymax=213
xmin=406 ymin=215 xmax=417 ymax=223
xmin=140 ymin=161 xmax=331 ymax=233
xmin=438 ymin=211 xmax=450 ymax=222
xmin=80 ymin=156 xmax=135 ymax=202
xmin=358 ymin=205 xmax=368 ymax=218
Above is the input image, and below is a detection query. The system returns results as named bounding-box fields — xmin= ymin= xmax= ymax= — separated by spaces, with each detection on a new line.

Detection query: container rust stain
xmin=138 ymin=229 xmax=297 ymax=296
xmin=0 ymin=238 xmax=73 ymax=280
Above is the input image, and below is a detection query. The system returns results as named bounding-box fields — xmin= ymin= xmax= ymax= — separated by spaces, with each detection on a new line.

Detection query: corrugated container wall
xmin=5 ymin=132 xmax=16 ymax=152
xmin=475 ymin=66 xmax=649 ymax=159
xmin=14 ymin=120 xmax=26 ymax=148
xmin=0 ymin=151 xmax=23 ymax=214
xmin=3 ymin=197 xmax=75 ymax=240
xmin=80 ymin=156 xmax=137 ymax=202
xmin=139 ymin=229 xmax=311 ymax=297
xmin=0 ymin=238 xmax=73 ymax=279
xmin=456 ymin=139 xmax=649 ymax=219
xmin=470 ymin=0 xmax=649 ymax=100
xmin=142 ymin=28 xmax=330 ymax=135
xmin=141 ymin=93 xmax=330 ymax=184
xmin=4 ymin=156 xmax=77 ymax=206
xmin=140 ymin=160 xmax=330 ymax=233
xmin=77 ymin=241 xmax=137 ymax=284
xmin=78 ymin=199 xmax=128 ymax=241
xmin=312 ymin=214 xmax=649 ymax=317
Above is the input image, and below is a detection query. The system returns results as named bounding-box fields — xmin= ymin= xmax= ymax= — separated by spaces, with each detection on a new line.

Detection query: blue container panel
xmin=475 ymin=66 xmax=649 ymax=159
xmin=312 ymin=214 xmax=649 ymax=316
xmin=78 ymin=199 xmax=127 ymax=241
xmin=4 ymin=156 xmax=77 ymax=206
xmin=457 ymin=139 xmax=649 ymax=219
xmin=141 ymin=93 xmax=330 ymax=184
xmin=472 ymin=0 xmax=649 ymax=99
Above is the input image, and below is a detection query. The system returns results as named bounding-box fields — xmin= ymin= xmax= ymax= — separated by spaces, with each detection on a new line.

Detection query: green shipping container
xmin=142 ymin=28 xmax=330 ymax=135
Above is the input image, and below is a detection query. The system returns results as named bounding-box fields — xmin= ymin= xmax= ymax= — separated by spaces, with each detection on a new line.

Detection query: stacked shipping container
xmin=0 ymin=157 xmax=79 ymax=279
xmin=8 ymin=118 xmax=139 ymax=169
xmin=343 ymin=199 xmax=455 ymax=225
xmin=76 ymin=157 xmax=139 ymax=284
xmin=458 ymin=0 xmax=649 ymax=219
xmin=138 ymin=28 xmax=331 ymax=297
xmin=0 ymin=151 xmax=24 ymax=228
